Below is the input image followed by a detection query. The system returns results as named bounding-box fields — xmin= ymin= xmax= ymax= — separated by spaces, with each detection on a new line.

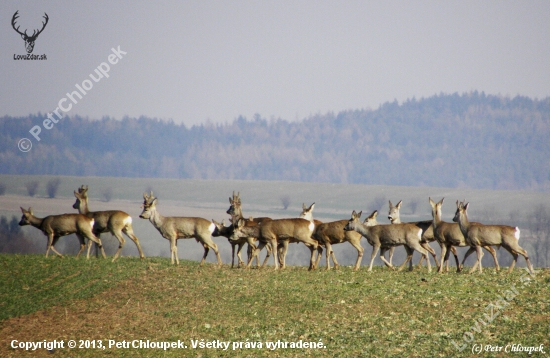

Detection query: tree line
xmin=1 ymin=91 xmax=549 ymax=190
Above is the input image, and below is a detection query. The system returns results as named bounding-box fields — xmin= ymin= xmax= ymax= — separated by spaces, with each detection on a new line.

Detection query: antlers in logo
xmin=12 ymin=11 xmax=49 ymax=54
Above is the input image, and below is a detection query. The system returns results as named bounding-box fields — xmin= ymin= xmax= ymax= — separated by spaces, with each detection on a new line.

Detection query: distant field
xmin=1 ymin=174 xmax=550 ymax=268
xmin=0 ymin=255 xmax=548 ymax=357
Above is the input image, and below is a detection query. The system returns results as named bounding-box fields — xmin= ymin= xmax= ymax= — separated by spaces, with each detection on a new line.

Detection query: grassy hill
xmin=0 ymin=254 xmax=548 ymax=357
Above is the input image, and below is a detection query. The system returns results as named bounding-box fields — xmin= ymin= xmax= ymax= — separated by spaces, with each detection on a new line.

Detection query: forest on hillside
xmin=1 ymin=92 xmax=550 ymax=191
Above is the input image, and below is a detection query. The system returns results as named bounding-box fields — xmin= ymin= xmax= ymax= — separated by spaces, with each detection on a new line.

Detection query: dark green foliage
xmin=1 ymin=92 xmax=549 ymax=190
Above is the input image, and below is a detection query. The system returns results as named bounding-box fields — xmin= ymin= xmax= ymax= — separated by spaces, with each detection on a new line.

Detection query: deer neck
xmin=78 ymin=197 xmax=91 ymax=215
xmin=457 ymin=211 xmax=470 ymax=235
xmin=28 ymin=214 xmax=45 ymax=229
xmin=432 ymin=207 xmax=443 ymax=229
xmin=148 ymin=208 xmax=165 ymax=229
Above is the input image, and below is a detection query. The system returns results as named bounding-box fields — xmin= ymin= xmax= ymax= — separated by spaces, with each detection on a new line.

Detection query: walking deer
xmin=139 ymin=192 xmax=222 ymax=266
xmin=429 ymin=198 xmax=499 ymax=273
xmin=299 ymin=203 xmax=365 ymax=271
xmin=225 ymin=191 xmax=273 ymax=267
xmin=344 ymin=210 xmax=431 ymax=272
xmin=388 ymin=200 xmax=439 ymax=270
xmin=18 ymin=207 xmax=105 ymax=259
xmin=230 ymin=216 xmax=319 ymax=270
xmin=453 ymin=200 xmax=534 ymax=274
xmin=73 ymin=185 xmax=145 ymax=261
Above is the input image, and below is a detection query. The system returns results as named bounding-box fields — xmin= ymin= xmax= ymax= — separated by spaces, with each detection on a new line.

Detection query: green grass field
xmin=0 ymin=254 xmax=548 ymax=357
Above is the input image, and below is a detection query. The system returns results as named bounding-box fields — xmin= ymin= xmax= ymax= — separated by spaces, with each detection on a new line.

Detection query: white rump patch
xmin=515 ymin=227 xmax=520 ymax=240
xmin=308 ymin=221 xmax=315 ymax=232
xmin=417 ymin=228 xmax=422 ymax=238
xmin=90 ymin=219 xmax=95 ymax=228
xmin=209 ymin=222 xmax=216 ymax=234
xmin=123 ymin=216 xmax=132 ymax=225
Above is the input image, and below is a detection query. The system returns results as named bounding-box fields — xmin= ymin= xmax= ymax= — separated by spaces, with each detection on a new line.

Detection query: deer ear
xmin=20 ymin=207 xmax=26 ymax=213
xmin=151 ymin=198 xmax=157 ymax=206
xmin=464 ymin=202 xmax=469 ymax=211
xmin=28 ymin=207 xmax=33 ymax=215
xmin=372 ymin=210 xmax=377 ymax=218
xmin=396 ymin=200 xmax=402 ymax=209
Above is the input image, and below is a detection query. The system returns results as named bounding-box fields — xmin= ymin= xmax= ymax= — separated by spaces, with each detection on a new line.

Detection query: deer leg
xmin=368 ymin=244 xmax=381 ymax=271
xmin=202 ymin=238 xmax=222 ymax=266
xmin=279 ymin=240 xmax=289 ymax=269
xmin=236 ymin=242 xmax=246 ymax=267
xmin=271 ymin=239 xmax=280 ymax=269
xmin=398 ymin=246 xmax=414 ymax=271
xmin=47 ymin=235 xmax=63 ymax=258
xmin=469 ymin=246 xmax=483 ymax=274
xmin=461 ymin=246 xmax=476 ymax=270
xmin=246 ymin=240 xmax=264 ymax=269
xmin=438 ymin=244 xmax=447 ymax=273
xmin=85 ymin=232 xmax=105 ymax=259
xmin=449 ymin=246 xmax=459 ymax=272
xmin=483 ymin=246 xmax=500 ymax=272
xmin=230 ymin=242 xmax=236 ymax=268
xmin=111 ymin=229 xmax=126 ymax=262
xmin=169 ymin=237 xmax=178 ymax=265
xmin=388 ymin=246 xmax=395 ymax=266
xmin=75 ymin=234 xmax=86 ymax=257
xmin=379 ymin=247 xmax=396 ymax=270
xmin=421 ymin=242 xmax=439 ymax=271
xmin=123 ymin=226 xmax=145 ymax=259
xmin=348 ymin=239 xmax=364 ymax=271
xmin=324 ymin=242 xmax=333 ymax=270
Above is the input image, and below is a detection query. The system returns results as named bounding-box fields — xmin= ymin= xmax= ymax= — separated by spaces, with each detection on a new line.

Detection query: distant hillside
xmin=2 ymin=92 xmax=550 ymax=190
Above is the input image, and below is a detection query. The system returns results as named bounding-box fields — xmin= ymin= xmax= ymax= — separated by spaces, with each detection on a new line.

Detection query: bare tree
xmin=25 ymin=181 xmax=39 ymax=197
xmin=46 ymin=178 xmax=61 ymax=198
xmin=370 ymin=195 xmax=386 ymax=212
xmin=408 ymin=198 xmax=419 ymax=215
xmin=102 ymin=187 xmax=114 ymax=202
xmin=280 ymin=195 xmax=291 ymax=210
xmin=529 ymin=204 xmax=550 ymax=268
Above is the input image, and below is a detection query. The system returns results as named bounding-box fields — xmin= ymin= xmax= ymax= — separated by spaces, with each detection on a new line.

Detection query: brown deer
xmin=18 ymin=207 xmax=105 ymax=259
xmin=225 ymin=191 xmax=273 ymax=267
xmin=344 ymin=210 xmax=431 ymax=272
xmin=139 ymin=192 xmax=222 ymax=266
xmin=298 ymin=202 xmax=365 ymax=271
xmin=429 ymin=198 xmax=499 ymax=273
xmin=388 ymin=200 xmax=439 ymax=270
xmin=230 ymin=216 xmax=319 ymax=270
xmin=452 ymin=200 xmax=534 ymax=274
xmin=73 ymin=185 xmax=145 ymax=262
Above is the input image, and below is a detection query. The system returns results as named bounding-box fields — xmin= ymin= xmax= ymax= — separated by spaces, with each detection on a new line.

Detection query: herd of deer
xmin=17 ymin=187 xmax=534 ymax=275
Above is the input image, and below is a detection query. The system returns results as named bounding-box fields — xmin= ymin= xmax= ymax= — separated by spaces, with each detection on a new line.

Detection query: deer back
xmin=260 ymin=218 xmax=314 ymax=241
xmin=166 ymin=217 xmax=214 ymax=239
xmin=313 ymin=220 xmax=360 ymax=245
xmin=42 ymin=214 xmax=94 ymax=236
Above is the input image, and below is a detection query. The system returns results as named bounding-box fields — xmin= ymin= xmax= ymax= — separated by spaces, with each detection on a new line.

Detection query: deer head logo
xmin=12 ymin=11 xmax=49 ymax=54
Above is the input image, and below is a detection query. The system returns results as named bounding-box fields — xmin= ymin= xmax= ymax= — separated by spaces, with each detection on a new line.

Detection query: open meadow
xmin=0 ymin=174 xmax=549 ymax=356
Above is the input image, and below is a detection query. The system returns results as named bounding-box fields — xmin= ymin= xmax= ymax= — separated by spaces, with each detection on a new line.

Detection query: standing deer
xmin=18 ymin=207 xmax=105 ymax=259
xmin=344 ymin=210 xmax=431 ymax=272
xmin=453 ymin=200 xmax=534 ymax=274
xmin=225 ymin=191 xmax=272 ymax=267
xmin=388 ymin=200 xmax=439 ymax=270
xmin=299 ymin=203 xmax=365 ymax=271
xmin=429 ymin=198 xmax=499 ymax=273
xmin=139 ymin=192 xmax=222 ymax=266
xmin=73 ymin=185 xmax=145 ymax=262
xmin=230 ymin=216 xmax=319 ymax=270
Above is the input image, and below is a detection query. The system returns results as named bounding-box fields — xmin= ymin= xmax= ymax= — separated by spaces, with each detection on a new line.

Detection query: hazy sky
xmin=2 ymin=1 xmax=549 ymax=126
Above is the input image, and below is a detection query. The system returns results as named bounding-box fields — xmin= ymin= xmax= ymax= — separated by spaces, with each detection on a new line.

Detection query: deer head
xmin=12 ymin=11 xmax=49 ymax=53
